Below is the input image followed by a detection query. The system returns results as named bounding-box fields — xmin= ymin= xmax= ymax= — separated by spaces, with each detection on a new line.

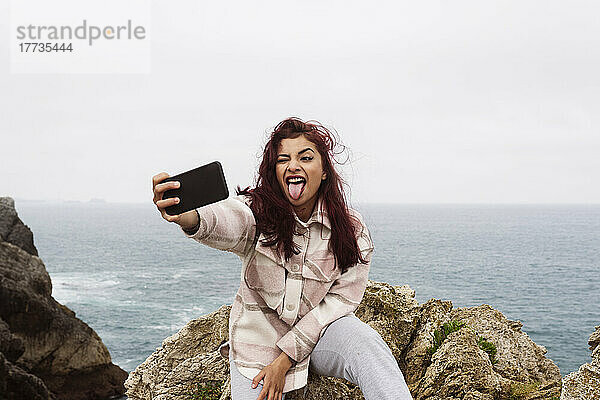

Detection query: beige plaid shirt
xmin=182 ymin=194 xmax=374 ymax=393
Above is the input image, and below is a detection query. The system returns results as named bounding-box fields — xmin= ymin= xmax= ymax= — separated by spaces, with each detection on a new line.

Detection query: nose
xmin=287 ymin=159 xmax=301 ymax=172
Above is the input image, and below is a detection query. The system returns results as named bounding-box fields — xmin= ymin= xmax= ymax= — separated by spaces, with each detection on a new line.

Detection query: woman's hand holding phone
xmin=152 ymin=172 xmax=199 ymax=229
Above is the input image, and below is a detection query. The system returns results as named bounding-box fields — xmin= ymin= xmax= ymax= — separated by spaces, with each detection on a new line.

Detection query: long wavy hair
xmin=236 ymin=117 xmax=368 ymax=274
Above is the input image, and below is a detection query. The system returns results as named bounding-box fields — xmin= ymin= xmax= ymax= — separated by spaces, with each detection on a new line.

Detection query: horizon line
xmin=7 ymin=196 xmax=600 ymax=206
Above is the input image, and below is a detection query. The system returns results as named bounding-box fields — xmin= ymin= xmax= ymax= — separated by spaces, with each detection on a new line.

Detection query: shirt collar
xmin=293 ymin=195 xmax=331 ymax=230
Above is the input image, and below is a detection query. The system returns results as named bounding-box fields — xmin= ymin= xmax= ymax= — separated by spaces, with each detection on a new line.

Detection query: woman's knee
xmin=320 ymin=315 xmax=389 ymax=361
xmin=325 ymin=314 xmax=375 ymax=338
xmin=343 ymin=315 xmax=384 ymax=343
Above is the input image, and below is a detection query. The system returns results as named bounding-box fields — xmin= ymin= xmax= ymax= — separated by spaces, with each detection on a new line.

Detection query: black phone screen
xmin=161 ymin=161 xmax=229 ymax=216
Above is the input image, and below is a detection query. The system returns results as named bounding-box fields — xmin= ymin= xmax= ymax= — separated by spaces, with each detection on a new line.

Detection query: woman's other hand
xmin=252 ymin=352 xmax=292 ymax=400
xmin=152 ymin=172 xmax=198 ymax=229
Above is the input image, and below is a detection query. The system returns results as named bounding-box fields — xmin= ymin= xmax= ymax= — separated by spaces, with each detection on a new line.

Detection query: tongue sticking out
xmin=288 ymin=182 xmax=305 ymax=200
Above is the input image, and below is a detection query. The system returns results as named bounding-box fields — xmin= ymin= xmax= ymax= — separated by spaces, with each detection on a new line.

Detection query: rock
xmin=561 ymin=325 xmax=600 ymax=400
xmin=0 ymin=318 xmax=25 ymax=363
xmin=450 ymin=305 xmax=561 ymax=394
xmin=1 ymin=351 xmax=57 ymax=400
xmin=1 ymin=317 xmax=55 ymax=400
xmin=0 ymin=197 xmax=38 ymax=257
xmin=415 ymin=328 xmax=503 ymax=399
xmin=125 ymin=280 xmax=563 ymax=400
xmin=0 ymin=196 xmax=128 ymax=400
xmin=125 ymin=305 xmax=231 ymax=400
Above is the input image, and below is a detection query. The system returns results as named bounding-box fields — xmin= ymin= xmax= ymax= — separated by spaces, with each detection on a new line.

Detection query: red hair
xmin=236 ymin=117 xmax=367 ymax=274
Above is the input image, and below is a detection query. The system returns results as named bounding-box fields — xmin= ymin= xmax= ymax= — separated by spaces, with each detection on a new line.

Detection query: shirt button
xmin=291 ymin=264 xmax=300 ymax=272
xmin=286 ymin=303 xmax=295 ymax=311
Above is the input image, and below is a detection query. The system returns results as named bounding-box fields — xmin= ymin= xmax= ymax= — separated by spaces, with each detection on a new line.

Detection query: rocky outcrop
xmin=0 ymin=196 xmax=128 ymax=400
xmin=561 ymin=325 xmax=600 ymax=400
xmin=0 ymin=197 xmax=37 ymax=257
xmin=0 ymin=318 xmax=55 ymax=400
xmin=125 ymin=282 xmax=563 ymax=400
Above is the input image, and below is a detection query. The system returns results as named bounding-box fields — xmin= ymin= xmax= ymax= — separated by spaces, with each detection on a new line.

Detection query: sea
xmin=14 ymin=201 xmax=600 ymax=382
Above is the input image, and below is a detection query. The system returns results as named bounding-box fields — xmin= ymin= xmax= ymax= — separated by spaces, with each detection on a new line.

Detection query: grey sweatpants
xmin=229 ymin=313 xmax=413 ymax=399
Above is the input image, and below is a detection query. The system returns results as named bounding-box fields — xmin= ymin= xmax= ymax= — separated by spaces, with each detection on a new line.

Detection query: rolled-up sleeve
xmin=182 ymin=195 xmax=256 ymax=258
xmin=276 ymin=222 xmax=374 ymax=363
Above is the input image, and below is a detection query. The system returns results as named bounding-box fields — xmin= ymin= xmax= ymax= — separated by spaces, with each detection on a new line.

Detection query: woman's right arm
xmin=152 ymin=172 xmax=256 ymax=258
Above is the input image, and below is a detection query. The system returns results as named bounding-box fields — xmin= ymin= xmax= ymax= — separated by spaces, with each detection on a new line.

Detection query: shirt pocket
xmin=244 ymin=242 xmax=286 ymax=311
xmin=299 ymin=254 xmax=341 ymax=316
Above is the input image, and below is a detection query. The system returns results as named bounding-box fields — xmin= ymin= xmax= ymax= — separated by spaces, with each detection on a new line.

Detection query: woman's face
xmin=275 ymin=135 xmax=327 ymax=216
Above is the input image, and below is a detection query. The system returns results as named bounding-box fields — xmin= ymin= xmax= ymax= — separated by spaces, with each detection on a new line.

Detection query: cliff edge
xmin=126 ymin=281 xmax=564 ymax=400
xmin=0 ymin=197 xmax=128 ymax=400
xmin=561 ymin=325 xmax=600 ymax=400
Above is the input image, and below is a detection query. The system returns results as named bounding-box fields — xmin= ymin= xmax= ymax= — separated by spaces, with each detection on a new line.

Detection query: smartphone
xmin=161 ymin=161 xmax=229 ymax=216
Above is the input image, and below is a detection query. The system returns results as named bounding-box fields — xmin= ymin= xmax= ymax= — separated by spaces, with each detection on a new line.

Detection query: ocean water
xmin=14 ymin=201 xmax=600 ymax=379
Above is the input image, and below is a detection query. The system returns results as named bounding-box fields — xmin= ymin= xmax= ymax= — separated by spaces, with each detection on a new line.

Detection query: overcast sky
xmin=1 ymin=1 xmax=599 ymax=204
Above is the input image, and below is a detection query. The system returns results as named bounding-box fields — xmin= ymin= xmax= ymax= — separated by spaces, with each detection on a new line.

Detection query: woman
xmin=152 ymin=118 xmax=412 ymax=400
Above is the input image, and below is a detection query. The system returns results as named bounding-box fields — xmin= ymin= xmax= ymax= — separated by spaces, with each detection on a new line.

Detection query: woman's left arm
xmin=275 ymin=221 xmax=374 ymax=364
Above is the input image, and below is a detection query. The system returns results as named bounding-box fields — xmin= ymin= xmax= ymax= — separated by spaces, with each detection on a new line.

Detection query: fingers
xmin=259 ymin=387 xmax=282 ymax=400
xmin=252 ymin=371 xmax=264 ymax=389
xmin=156 ymin=194 xmax=181 ymax=222
xmin=156 ymin=180 xmax=180 ymax=193
xmin=163 ymin=212 xmax=181 ymax=223
xmin=152 ymin=172 xmax=184 ymax=223
xmin=153 ymin=180 xmax=180 ymax=203
xmin=267 ymin=387 xmax=282 ymax=400
xmin=156 ymin=196 xmax=180 ymax=209
xmin=254 ymin=366 xmax=284 ymax=400
xmin=256 ymin=374 xmax=269 ymax=400
xmin=258 ymin=381 xmax=282 ymax=400
xmin=151 ymin=172 xmax=169 ymax=189
xmin=257 ymin=386 xmax=266 ymax=400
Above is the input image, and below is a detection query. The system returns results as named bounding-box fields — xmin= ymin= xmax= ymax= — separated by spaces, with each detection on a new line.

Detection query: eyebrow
xmin=277 ymin=148 xmax=315 ymax=157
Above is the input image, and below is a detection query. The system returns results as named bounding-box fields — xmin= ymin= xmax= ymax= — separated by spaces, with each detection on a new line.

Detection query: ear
xmin=321 ymin=172 xmax=327 ymax=180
